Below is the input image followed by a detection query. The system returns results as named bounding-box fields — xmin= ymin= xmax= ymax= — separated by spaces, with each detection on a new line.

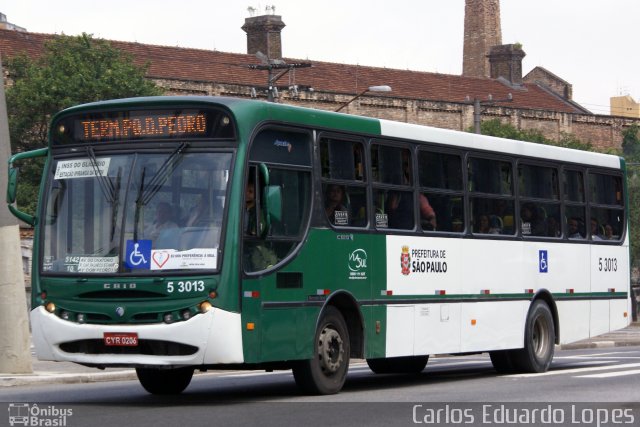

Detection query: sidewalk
xmin=2 ymin=323 xmax=639 ymax=387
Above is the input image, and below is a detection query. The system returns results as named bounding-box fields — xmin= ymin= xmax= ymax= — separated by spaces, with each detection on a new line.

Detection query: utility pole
xmin=466 ymin=93 xmax=513 ymax=134
xmin=249 ymin=57 xmax=311 ymax=102
xmin=0 ymin=54 xmax=32 ymax=374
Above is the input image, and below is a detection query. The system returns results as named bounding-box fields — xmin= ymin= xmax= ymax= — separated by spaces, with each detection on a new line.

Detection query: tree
xmin=622 ymin=123 xmax=640 ymax=157
xmin=474 ymin=119 xmax=592 ymax=150
xmin=622 ymin=124 xmax=640 ymax=270
xmin=5 ymin=33 xmax=163 ymax=214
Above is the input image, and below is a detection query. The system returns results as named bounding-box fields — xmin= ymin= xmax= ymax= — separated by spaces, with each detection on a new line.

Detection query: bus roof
xmin=55 ymin=96 xmax=622 ymax=170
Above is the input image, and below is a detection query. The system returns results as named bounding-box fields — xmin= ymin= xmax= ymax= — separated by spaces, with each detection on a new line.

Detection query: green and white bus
xmin=8 ymin=96 xmax=631 ymax=395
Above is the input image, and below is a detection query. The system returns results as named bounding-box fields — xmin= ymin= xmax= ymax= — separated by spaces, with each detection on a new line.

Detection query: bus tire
xmin=511 ymin=300 xmax=555 ymax=373
xmin=292 ymin=306 xmax=350 ymax=395
xmin=489 ymin=350 xmax=515 ymax=374
xmin=136 ymin=366 xmax=194 ymax=395
xmin=366 ymin=356 xmax=429 ymax=374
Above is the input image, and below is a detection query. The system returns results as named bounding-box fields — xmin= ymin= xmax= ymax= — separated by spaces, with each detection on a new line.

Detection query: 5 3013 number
xmin=598 ymin=257 xmax=617 ymax=272
xmin=166 ymin=280 xmax=205 ymax=293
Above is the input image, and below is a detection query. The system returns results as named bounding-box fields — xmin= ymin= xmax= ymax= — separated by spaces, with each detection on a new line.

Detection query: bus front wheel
xmin=293 ymin=306 xmax=350 ymax=395
xmin=511 ymin=300 xmax=555 ymax=373
xmin=136 ymin=366 xmax=194 ymax=394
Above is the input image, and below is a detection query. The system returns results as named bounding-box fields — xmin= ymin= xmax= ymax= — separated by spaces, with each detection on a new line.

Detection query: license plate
xmin=103 ymin=332 xmax=138 ymax=347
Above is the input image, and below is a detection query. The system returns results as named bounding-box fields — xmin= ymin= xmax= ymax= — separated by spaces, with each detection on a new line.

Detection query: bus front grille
xmin=59 ymin=339 xmax=198 ymax=356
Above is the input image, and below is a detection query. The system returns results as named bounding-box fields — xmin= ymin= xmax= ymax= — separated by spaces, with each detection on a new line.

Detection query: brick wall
xmin=156 ymin=78 xmax=638 ymax=150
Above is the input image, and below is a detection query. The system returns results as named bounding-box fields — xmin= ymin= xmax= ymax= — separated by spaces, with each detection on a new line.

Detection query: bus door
xmin=241 ymin=128 xmax=313 ymax=363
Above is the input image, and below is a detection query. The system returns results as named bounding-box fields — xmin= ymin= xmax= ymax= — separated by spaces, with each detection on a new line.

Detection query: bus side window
xmin=244 ymin=128 xmax=312 ymax=273
xmin=320 ymin=137 xmax=368 ymax=228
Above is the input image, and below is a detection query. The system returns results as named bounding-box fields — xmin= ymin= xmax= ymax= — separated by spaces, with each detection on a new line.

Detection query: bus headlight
xmin=45 ymin=302 xmax=56 ymax=313
xmin=199 ymin=301 xmax=213 ymax=313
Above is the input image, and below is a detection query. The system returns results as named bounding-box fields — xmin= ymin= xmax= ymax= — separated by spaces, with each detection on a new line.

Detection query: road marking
xmin=576 ymin=368 xmax=640 ymax=379
xmin=506 ymin=362 xmax=640 ymax=378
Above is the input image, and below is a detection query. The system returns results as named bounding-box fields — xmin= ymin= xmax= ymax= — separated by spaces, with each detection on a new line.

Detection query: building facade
xmin=0 ymin=8 xmax=638 ymax=151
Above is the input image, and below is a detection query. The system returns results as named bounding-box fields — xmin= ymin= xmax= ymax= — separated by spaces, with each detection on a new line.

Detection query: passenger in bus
xmin=547 ymin=216 xmax=561 ymax=238
xmin=475 ymin=214 xmax=501 ymax=234
xmin=387 ymin=191 xmax=414 ymax=229
xmin=325 ymin=184 xmax=350 ymax=226
xmin=186 ymin=194 xmax=210 ymax=227
xmin=604 ymin=223 xmax=614 ymax=240
xmin=521 ymin=203 xmax=545 ymax=236
xmin=419 ymin=193 xmax=436 ymax=230
xmin=567 ymin=217 xmax=584 ymax=239
xmin=476 ymin=214 xmax=491 ymax=234
xmin=146 ymin=202 xmax=178 ymax=241
xmin=590 ymin=218 xmax=603 ymax=241
xmin=244 ymin=178 xmax=263 ymax=236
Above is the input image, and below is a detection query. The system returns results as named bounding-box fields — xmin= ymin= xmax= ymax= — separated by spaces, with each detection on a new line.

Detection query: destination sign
xmin=52 ymin=108 xmax=234 ymax=144
xmin=78 ymin=113 xmax=207 ymax=141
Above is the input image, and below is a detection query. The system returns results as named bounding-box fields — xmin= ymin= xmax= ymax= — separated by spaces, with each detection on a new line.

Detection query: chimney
xmin=488 ymin=44 xmax=526 ymax=85
xmin=242 ymin=14 xmax=286 ymax=61
xmin=463 ymin=0 xmax=502 ymax=78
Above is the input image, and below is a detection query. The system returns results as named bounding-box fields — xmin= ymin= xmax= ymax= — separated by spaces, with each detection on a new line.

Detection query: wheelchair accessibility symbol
xmin=539 ymin=250 xmax=548 ymax=273
xmin=125 ymin=240 xmax=151 ymax=269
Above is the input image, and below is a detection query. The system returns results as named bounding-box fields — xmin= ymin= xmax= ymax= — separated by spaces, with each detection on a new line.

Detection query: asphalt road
xmin=2 ymin=346 xmax=640 ymax=427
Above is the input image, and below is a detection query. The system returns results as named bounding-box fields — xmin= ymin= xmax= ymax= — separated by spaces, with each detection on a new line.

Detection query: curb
xmin=0 ymin=370 xmax=136 ymax=387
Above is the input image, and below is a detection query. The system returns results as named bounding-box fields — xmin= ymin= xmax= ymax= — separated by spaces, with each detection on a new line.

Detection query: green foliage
xmin=622 ymin=124 xmax=640 ymax=269
xmin=5 ymin=33 xmax=163 ymax=215
xmin=622 ymin=123 xmax=640 ymax=157
xmin=474 ymin=119 xmax=593 ymax=150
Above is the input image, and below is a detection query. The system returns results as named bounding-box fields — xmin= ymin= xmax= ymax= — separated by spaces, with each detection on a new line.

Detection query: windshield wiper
xmin=86 ymin=146 xmax=116 ymax=204
xmin=137 ymin=142 xmax=189 ymax=206
xmin=133 ymin=166 xmax=146 ymax=242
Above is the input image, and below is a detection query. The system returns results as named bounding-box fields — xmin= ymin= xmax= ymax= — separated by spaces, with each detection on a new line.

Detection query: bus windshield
xmin=42 ymin=151 xmax=232 ymax=274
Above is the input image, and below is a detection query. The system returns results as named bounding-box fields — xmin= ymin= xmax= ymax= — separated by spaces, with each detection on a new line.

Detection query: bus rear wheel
xmin=292 ymin=306 xmax=350 ymax=395
xmin=366 ymin=356 xmax=429 ymax=374
xmin=136 ymin=366 xmax=194 ymax=395
xmin=511 ymin=300 xmax=555 ymax=373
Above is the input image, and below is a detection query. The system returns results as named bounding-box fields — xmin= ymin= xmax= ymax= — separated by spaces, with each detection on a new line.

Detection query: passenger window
xmin=588 ymin=173 xmax=624 ymax=241
xmin=564 ymin=170 xmax=584 ymax=202
xmin=468 ymin=157 xmax=512 ymax=195
xmin=418 ymin=150 xmax=464 ymax=233
xmin=371 ymin=143 xmax=414 ymax=230
xmin=589 ymin=173 xmax=623 ymax=206
xmin=320 ymin=137 xmax=368 ymax=228
xmin=518 ymin=164 xmax=561 ymax=238
xmin=468 ymin=157 xmax=514 ymax=236
xmin=371 ymin=144 xmax=412 ymax=185
xmin=519 ymin=164 xmax=559 ymax=200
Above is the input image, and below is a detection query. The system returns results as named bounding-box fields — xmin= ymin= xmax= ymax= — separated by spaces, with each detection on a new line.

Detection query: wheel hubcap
xmin=317 ymin=326 xmax=344 ymax=374
xmin=532 ymin=314 xmax=550 ymax=359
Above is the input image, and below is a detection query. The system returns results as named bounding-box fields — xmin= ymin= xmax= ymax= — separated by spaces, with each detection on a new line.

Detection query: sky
xmin=2 ymin=0 xmax=638 ymax=115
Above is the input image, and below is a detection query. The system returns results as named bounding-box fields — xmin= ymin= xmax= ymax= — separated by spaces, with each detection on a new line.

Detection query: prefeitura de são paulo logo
xmin=401 ymin=246 xmax=411 ymax=275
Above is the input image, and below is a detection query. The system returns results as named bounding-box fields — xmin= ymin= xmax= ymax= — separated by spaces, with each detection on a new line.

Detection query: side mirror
xmin=258 ymin=163 xmax=282 ymax=236
xmin=6 ymin=147 xmax=48 ymax=226
xmin=264 ymin=185 xmax=282 ymax=225
xmin=6 ymin=167 xmax=18 ymax=204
